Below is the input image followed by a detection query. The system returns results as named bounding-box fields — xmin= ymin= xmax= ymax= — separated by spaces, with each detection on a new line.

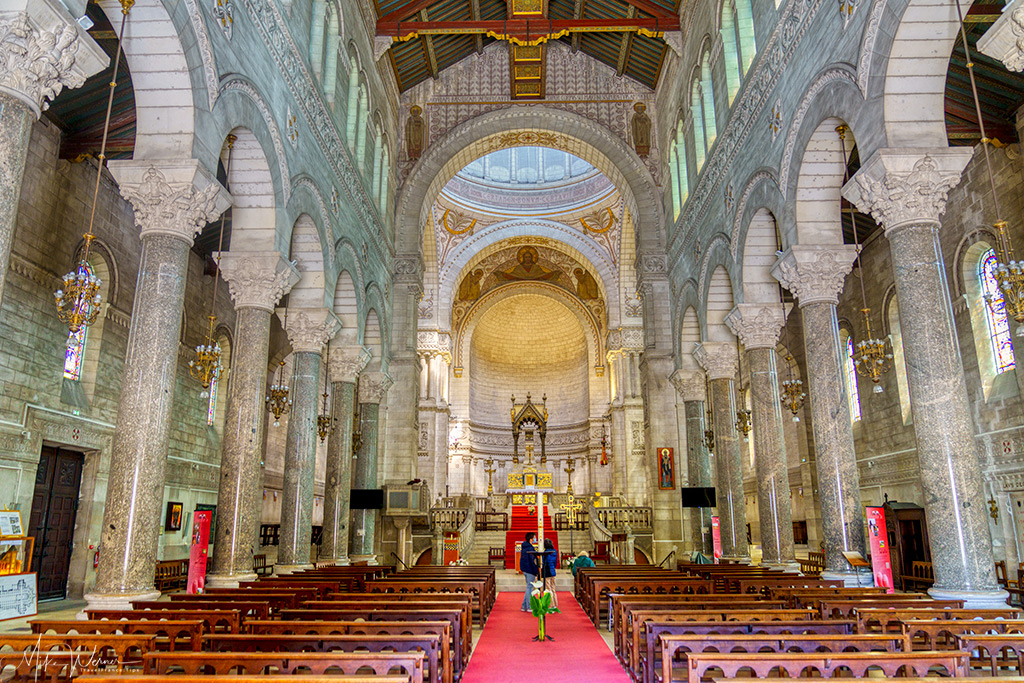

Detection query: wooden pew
xmin=678 ymin=650 xmax=968 ymax=683
xmin=366 ymin=578 xmax=490 ymax=625
xmin=240 ymin=578 xmax=356 ymax=597
xmin=302 ymin=599 xmax=472 ymax=644
xmin=143 ymin=650 xmax=426 ymax=683
xmin=252 ymin=554 xmax=273 ymax=577
xmin=955 ymin=633 xmax=1024 ymax=674
xmin=733 ymin=577 xmax=846 ymax=594
xmin=0 ymin=633 xmax=157 ymax=672
xmin=86 ymin=609 xmax=241 ymax=635
xmin=80 ymin=676 xmax=410 ymax=683
xmin=142 ymin=599 xmax=270 ymax=620
xmin=856 ymin=607 xmax=1021 ymax=634
xmin=585 ymin=578 xmax=713 ymax=625
xmin=31 ymin=620 xmax=204 ymax=652
xmin=154 ymin=559 xmax=188 ymax=592
xmin=818 ymin=597 xmax=964 ymax=619
xmin=0 ymin=650 xmax=109 ymax=683
xmin=902 ymin=618 xmax=1024 ymax=650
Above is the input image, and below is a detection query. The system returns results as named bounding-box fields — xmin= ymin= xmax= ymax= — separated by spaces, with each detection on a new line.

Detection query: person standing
xmin=520 ymin=532 xmax=539 ymax=612
xmin=541 ymin=537 xmax=559 ymax=609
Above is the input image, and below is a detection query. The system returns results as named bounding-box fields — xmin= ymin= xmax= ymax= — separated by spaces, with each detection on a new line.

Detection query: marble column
xmin=85 ymin=161 xmax=229 ymax=609
xmin=207 ymin=253 xmax=300 ymax=587
xmin=321 ymin=346 xmax=370 ymax=565
xmin=772 ymin=245 xmax=868 ymax=585
xmin=351 ymin=371 xmax=393 ymax=563
xmin=671 ymin=370 xmax=712 ymax=556
xmin=276 ymin=308 xmax=341 ymax=573
xmin=0 ymin=0 xmax=105 ymax=306
xmin=383 ymin=256 xmax=423 ymax=488
xmin=694 ymin=342 xmax=748 ymax=562
xmin=845 ymin=149 xmax=1008 ymax=607
xmin=726 ymin=304 xmax=798 ymax=571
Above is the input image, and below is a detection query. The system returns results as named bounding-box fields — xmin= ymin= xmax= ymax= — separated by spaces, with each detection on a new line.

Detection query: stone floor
xmin=0 ymin=597 xmax=85 ymax=633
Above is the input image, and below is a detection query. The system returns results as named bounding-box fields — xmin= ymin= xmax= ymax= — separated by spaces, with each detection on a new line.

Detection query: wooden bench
xmin=818 ymin=597 xmax=964 ymax=619
xmin=586 ymin=578 xmax=714 ymax=625
xmin=797 ymin=551 xmax=825 ymax=576
xmin=487 ymin=547 xmax=504 ymax=566
xmin=242 ymin=578 xmax=356 ymax=597
xmin=144 ymin=599 xmax=270 ymax=620
xmin=167 ymin=591 xmax=310 ymax=612
xmin=30 ymin=620 xmax=204 ymax=652
xmin=904 ymin=560 xmax=934 ymax=592
xmin=678 ymin=650 xmax=968 ymax=683
xmin=955 ymin=633 xmax=1024 ymax=674
xmin=734 ymin=577 xmax=845 ymax=595
xmin=902 ymin=618 xmax=1024 ymax=650
xmin=0 ymin=650 xmax=110 ymax=683
xmin=253 ymin=554 xmax=273 ymax=577
xmin=769 ymin=586 xmax=890 ymax=607
xmin=143 ymin=650 xmax=425 ymax=683
xmin=154 ymin=559 xmax=188 ymax=592
xmin=303 ymin=599 xmax=472 ymax=646
xmin=856 ymin=607 xmax=1021 ymax=634
xmin=0 ymin=633 xmax=157 ymax=672
xmin=86 ymin=609 xmax=241 ymax=634
xmin=366 ymin=580 xmax=489 ymax=625
xmin=80 ymin=676 xmax=410 ymax=683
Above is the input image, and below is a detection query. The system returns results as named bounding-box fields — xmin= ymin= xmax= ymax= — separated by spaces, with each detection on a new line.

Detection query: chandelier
xmin=316 ymin=345 xmax=334 ymax=442
xmin=266 ymin=360 xmax=293 ymax=426
xmin=780 ymin=324 xmax=806 ymax=421
xmin=55 ymin=2 xmax=135 ymax=335
xmin=735 ymin=409 xmax=752 ymax=442
xmin=734 ymin=338 xmax=751 ymax=441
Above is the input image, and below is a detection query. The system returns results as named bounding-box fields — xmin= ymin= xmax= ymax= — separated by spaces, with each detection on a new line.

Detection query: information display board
xmin=0 ymin=572 xmax=37 ymax=621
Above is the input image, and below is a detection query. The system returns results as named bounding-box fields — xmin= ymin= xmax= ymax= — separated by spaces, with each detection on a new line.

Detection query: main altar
xmin=504 ymin=394 xmax=559 ymax=569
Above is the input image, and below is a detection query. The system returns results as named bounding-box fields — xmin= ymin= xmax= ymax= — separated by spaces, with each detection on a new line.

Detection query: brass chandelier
xmin=266 ymin=360 xmax=293 ymax=427
xmin=779 ymin=326 xmax=805 ymax=421
xmin=703 ymin=376 xmax=715 ymax=453
xmin=317 ymin=345 xmax=335 ymax=442
xmin=837 ymin=124 xmax=892 ymax=392
xmin=734 ymin=338 xmax=752 ymax=441
xmin=55 ymin=2 xmax=135 ymax=336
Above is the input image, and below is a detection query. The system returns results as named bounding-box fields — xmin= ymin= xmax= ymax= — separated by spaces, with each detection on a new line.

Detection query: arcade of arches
xmin=5 ymin=0 xmax=1024 ymax=617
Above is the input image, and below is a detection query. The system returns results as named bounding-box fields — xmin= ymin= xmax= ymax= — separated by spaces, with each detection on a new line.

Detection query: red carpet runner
xmin=463 ymin=591 xmax=630 ymax=683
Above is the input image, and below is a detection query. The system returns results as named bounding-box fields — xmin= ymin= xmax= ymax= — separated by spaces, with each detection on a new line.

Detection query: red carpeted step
xmin=505 ymin=506 xmax=558 ymax=569
xmin=462 ymin=592 xmax=629 ymax=683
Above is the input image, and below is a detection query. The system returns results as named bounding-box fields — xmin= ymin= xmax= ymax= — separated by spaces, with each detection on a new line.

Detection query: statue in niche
xmin=405 ymin=105 xmax=425 ymax=161
xmin=631 ymin=102 xmax=651 ymax=157
xmin=458 ymin=269 xmax=484 ymax=301
xmin=574 ymin=267 xmax=600 ymax=300
xmin=496 ymin=246 xmax=561 ymax=282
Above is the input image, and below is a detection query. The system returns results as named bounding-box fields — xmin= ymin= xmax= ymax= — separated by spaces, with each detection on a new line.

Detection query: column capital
xmin=109 ymin=160 xmax=231 ymax=245
xmin=607 ymin=327 xmax=645 ymax=353
xmin=842 ymin=149 xmax=972 ymax=233
xmin=278 ymin=307 xmax=341 ymax=353
xmin=329 ymin=345 xmax=371 ymax=383
xmin=771 ymin=245 xmax=857 ymax=307
xmin=725 ymin=303 xmax=787 ymax=349
xmin=393 ymin=253 xmax=424 ymax=282
xmin=978 ymin=0 xmax=1024 ymax=72
xmin=634 ymin=251 xmax=669 ymax=295
xmin=417 ymin=329 xmax=452 ymax=363
xmin=670 ymin=369 xmax=706 ymax=402
xmin=692 ymin=342 xmax=738 ymax=381
xmin=0 ymin=0 xmax=107 ymax=117
xmin=359 ymin=371 xmax=393 ymax=404
xmin=217 ymin=251 xmax=300 ymax=312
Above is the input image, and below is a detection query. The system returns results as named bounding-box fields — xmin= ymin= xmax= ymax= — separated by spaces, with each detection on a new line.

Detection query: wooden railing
xmin=475 ymin=512 xmax=508 ymax=531
xmin=595 ymin=506 xmax=652 ymax=531
xmin=799 ymin=551 xmax=826 ymax=576
xmin=429 ymin=508 xmax=467 ymax=530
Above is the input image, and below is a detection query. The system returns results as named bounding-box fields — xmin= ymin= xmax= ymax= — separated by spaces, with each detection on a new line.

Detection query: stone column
xmin=726 ymin=304 xmax=798 ymax=571
xmin=672 ymin=370 xmax=712 ymax=556
xmin=207 ymin=253 xmax=300 ymax=587
xmin=321 ymin=346 xmax=370 ymax=564
xmin=772 ymin=245 xmax=868 ymax=585
xmin=694 ymin=342 xmax=748 ymax=562
xmin=384 ymin=255 xmax=423 ymax=487
xmin=0 ymin=0 xmax=105 ymax=306
xmin=85 ymin=161 xmax=229 ymax=609
xmin=276 ymin=308 xmax=341 ymax=573
xmin=351 ymin=371 xmax=393 ymax=563
xmin=845 ymin=149 xmax=1008 ymax=607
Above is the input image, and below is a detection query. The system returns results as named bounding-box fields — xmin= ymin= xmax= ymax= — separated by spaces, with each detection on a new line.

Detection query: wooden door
xmin=28 ymin=447 xmax=83 ymax=600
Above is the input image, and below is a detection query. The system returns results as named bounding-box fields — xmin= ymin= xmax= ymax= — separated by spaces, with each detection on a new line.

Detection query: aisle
xmin=463 ymin=591 xmax=630 ymax=683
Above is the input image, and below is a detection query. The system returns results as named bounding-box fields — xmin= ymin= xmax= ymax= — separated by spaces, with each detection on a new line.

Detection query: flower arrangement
xmin=529 ymin=580 xmax=560 ymax=641
xmin=448 ymin=558 xmax=469 ymax=566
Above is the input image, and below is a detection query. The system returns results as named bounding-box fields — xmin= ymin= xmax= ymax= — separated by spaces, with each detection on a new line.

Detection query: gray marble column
xmin=276 ymin=308 xmax=340 ymax=573
xmin=207 ymin=253 xmax=299 ymax=587
xmin=773 ymin=245 xmax=868 ymax=585
xmin=321 ymin=346 xmax=370 ymax=564
xmin=0 ymin=1 xmax=105 ymax=306
xmin=85 ymin=161 xmax=229 ymax=609
xmin=672 ymin=370 xmax=712 ymax=556
xmin=726 ymin=304 xmax=798 ymax=571
xmin=351 ymin=372 xmax=393 ymax=563
xmin=846 ymin=149 xmax=1008 ymax=607
xmin=694 ymin=342 xmax=748 ymax=562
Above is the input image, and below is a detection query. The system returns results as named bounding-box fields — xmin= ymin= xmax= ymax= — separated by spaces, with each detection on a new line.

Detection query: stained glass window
xmin=207 ymin=367 xmax=220 ymax=426
xmin=62 ymin=262 xmax=93 ymax=381
xmin=981 ymin=248 xmax=1015 ymax=372
xmin=845 ymin=335 xmax=862 ymax=422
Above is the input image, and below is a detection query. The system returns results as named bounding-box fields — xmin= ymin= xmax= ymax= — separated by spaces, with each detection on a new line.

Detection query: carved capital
xmin=978 ymin=1 xmax=1024 ymax=72
xmin=216 ymin=251 xmax=300 ymax=312
xmin=108 ymin=160 xmax=231 ymax=245
xmin=329 ymin=346 xmax=372 ymax=383
xmin=278 ymin=307 xmax=341 ymax=353
xmin=724 ymin=303 xmax=787 ymax=349
xmin=692 ymin=342 xmax=738 ymax=381
xmin=771 ymin=245 xmax=857 ymax=307
xmin=670 ymin=369 xmax=706 ymax=402
xmin=359 ymin=371 xmax=393 ymax=404
xmin=842 ymin=149 xmax=972 ymax=232
xmin=0 ymin=0 xmax=106 ymax=117
xmin=393 ymin=254 xmax=423 ymax=281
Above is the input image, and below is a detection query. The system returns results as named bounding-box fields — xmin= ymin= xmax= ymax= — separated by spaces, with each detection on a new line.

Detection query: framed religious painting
xmin=165 ymin=502 xmax=183 ymax=531
xmin=657 ymin=447 xmax=676 ymax=490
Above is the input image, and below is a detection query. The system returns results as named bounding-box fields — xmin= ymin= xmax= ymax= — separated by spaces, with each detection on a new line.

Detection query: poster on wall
xmin=657 ymin=447 xmax=676 ymax=490
xmin=0 ymin=572 xmax=36 ymax=621
xmin=711 ymin=516 xmax=722 ymax=564
xmin=186 ymin=510 xmax=211 ymax=594
xmin=865 ymin=506 xmax=895 ymax=593
xmin=0 ymin=511 xmax=23 ymax=536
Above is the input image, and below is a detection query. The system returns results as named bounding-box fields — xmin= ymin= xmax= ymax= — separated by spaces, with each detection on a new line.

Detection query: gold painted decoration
xmin=580 ymin=207 xmax=615 ymax=234
xmin=442 ymin=208 xmax=477 ymax=235
xmin=388 ymin=27 xmax=664 ymax=46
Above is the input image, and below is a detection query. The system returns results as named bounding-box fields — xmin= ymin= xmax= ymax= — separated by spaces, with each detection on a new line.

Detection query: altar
xmin=504 ymin=394 xmax=558 ymax=569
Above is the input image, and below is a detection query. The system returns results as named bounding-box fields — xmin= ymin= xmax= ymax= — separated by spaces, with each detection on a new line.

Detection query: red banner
xmin=865 ymin=506 xmax=894 ymax=593
xmin=442 ymin=531 xmax=460 ymax=566
xmin=711 ymin=516 xmax=722 ymax=564
xmin=186 ymin=510 xmax=211 ymax=594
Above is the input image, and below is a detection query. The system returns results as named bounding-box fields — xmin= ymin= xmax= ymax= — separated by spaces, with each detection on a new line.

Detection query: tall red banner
xmin=186 ymin=510 xmax=211 ymax=594
xmin=865 ymin=506 xmax=894 ymax=593
xmin=711 ymin=516 xmax=722 ymax=564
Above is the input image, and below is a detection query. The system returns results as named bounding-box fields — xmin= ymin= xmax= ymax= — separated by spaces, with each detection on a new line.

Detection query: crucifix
xmin=562 ymin=457 xmax=576 ymax=496
xmin=484 ymin=458 xmax=497 ymax=495
xmin=560 ymin=493 xmax=583 ymax=553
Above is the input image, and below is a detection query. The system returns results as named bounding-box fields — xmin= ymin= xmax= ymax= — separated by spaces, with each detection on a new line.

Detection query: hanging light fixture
xmin=734 ymin=338 xmax=752 ymax=441
xmin=780 ymin=319 xmax=805 ymax=421
xmin=837 ymin=124 xmax=892 ymax=392
xmin=54 ymin=1 xmax=136 ymax=336
xmin=188 ymin=135 xmax=235 ymax=397
xmin=317 ymin=345 xmax=335 ymax=442
xmin=266 ymin=310 xmax=293 ymax=426
xmin=703 ymin=376 xmax=715 ymax=454
xmin=953 ymin=4 xmax=1024 ymax=335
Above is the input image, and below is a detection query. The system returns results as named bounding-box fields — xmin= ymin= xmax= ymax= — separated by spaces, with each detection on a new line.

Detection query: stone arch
xmin=696 ymin=233 xmax=732 ymax=309
xmin=730 ymin=169 xmax=783 ymax=257
xmin=704 ymin=264 xmax=736 ymax=343
xmin=790 ymin=116 xmax=857 ymax=246
xmin=289 ymin=213 xmax=327 ymax=308
xmin=679 ymin=304 xmax=702 ymax=372
xmin=673 ymin=279 xmax=701 ymax=364
xmin=216 ymin=78 xmax=291 ymax=206
xmin=951 ymin=226 xmax=1000 ymax=299
xmin=740 ymin=208 xmax=781 ymax=304
xmin=289 ymin=176 xmax=335 ymax=271
xmin=224 ymin=127 xmax=279 ymax=253
xmin=364 ymin=307 xmax=383 ymax=369
xmin=333 ymin=270 xmax=360 ymax=345
xmin=394 ymin=106 xmax=665 ymax=262
xmin=73 ymin=236 xmax=119 ymax=310
xmin=364 ymin=282 xmax=389 ymax=359
xmin=334 ymin=238 xmax=366 ymax=296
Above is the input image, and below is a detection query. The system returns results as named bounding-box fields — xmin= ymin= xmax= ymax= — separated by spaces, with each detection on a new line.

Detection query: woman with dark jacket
xmin=540 ymin=537 xmax=559 ymax=609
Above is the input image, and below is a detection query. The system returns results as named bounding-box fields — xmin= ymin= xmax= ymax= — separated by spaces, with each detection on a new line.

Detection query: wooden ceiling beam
xmin=377 ymin=16 xmax=680 ymax=36
xmin=570 ymin=0 xmax=585 ymax=51
xmin=615 ymin=6 xmax=635 ymax=76
xmin=378 ymin=0 xmax=442 ymax=25
xmin=619 ymin=0 xmax=676 ymax=18
xmin=420 ymin=9 xmax=440 ymax=79
xmin=470 ymin=0 xmax=484 ymax=53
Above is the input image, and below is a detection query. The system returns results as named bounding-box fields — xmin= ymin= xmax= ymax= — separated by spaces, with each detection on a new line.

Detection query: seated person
xmin=571 ymin=550 xmax=595 ymax=577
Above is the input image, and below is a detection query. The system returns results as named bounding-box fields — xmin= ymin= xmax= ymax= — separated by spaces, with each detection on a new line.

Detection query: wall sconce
xmin=989 ymin=497 xmax=999 ymax=522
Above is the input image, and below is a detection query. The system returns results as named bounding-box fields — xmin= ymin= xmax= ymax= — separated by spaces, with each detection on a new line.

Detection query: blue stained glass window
xmin=207 ymin=367 xmax=220 ymax=426
xmin=845 ymin=335 xmax=862 ymax=422
xmin=981 ymin=248 xmax=1015 ymax=373
xmin=62 ymin=262 xmax=93 ymax=381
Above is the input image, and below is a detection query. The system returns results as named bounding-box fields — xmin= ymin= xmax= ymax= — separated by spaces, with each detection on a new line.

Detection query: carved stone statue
xmin=631 ymin=102 xmax=651 ymax=157
xmin=405 ymin=105 xmax=425 ymax=161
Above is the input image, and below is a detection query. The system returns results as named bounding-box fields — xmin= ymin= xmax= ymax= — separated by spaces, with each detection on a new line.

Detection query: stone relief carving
xmin=329 ymin=346 xmax=371 ymax=383
xmin=119 ymin=167 xmax=225 ymax=242
xmin=1006 ymin=8 xmax=1024 ymax=71
xmin=282 ymin=309 xmax=341 ymax=353
xmin=218 ymin=253 xmax=300 ymax=312
xmin=771 ymin=246 xmax=857 ymax=306
xmin=724 ymin=304 xmax=786 ymax=349
xmin=181 ymin=0 xmax=220 ymax=109
xmin=212 ymin=0 xmax=234 ymax=41
xmin=670 ymin=369 xmax=706 ymax=402
xmin=693 ymin=342 xmax=738 ymax=380
xmin=847 ymin=155 xmax=963 ymax=229
xmin=0 ymin=12 xmax=88 ymax=113
xmin=358 ymin=372 xmax=394 ymax=404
